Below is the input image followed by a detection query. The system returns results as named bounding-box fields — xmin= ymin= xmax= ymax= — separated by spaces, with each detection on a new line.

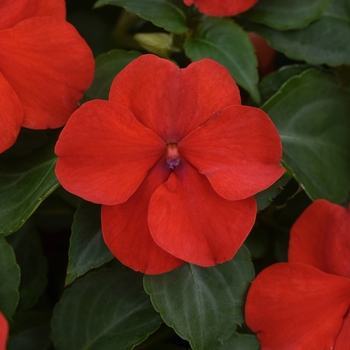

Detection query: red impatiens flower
xmin=55 ymin=54 xmax=284 ymax=274
xmin=245 ymin=199 xmax=350 ymax=349
xmin=0 ymin=0 xmax=94 ymax=153
xmin=184 ymin=0 xmax=259 ymax=17
xmin=0 ymin=312 xmax=8 ymax=350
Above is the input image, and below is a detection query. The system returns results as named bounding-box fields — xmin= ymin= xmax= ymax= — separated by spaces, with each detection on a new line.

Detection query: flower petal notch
xmin=0 ymin=0 xmax=94 ymax=153
xmin=245 ymin=199 xmax=350 ymax=349
xmin=183 ymin=0 xmax=259 ymax=17
xmin=55 ymin=54 xmax=284 ymax=274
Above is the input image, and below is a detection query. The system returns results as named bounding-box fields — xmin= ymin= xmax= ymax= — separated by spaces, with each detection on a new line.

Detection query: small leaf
xmin=242 ymin=0 xmax=332 ymax=30
xmin=263 ymin=69 xmax=350 ymax=203
xmin=8 ymin=311 xmax=51 ymax=350
xmin=0 ymin=235 xmax=20 ymax=318
xmin=144 ymin=246 xmax=255 ymax=350
xmin=217 ymin=333 xmax=260 ymax=350
xmin=0 ymin=132 xmax=59 ymax=235
xmin=185 ymin=17 xmax=260 ymax=104
xmin=84 ymin=49 xmax=142 ymax=101
xmin=7 ymin=223 xmax=47 ymax=311
xmin=52 ymin=261 xmax=162 ymax=350
xmin=244 ymin=0 xmax=350 ymax=66
xmin=65 ymin=201 xmax=113 ymax=286
xmin=94 ymin=0 xmax=188 ymax=34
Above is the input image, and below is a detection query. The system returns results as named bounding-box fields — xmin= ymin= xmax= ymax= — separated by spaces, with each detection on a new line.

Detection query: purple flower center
xmin=166 ymin=144 xmax=180 ymax=170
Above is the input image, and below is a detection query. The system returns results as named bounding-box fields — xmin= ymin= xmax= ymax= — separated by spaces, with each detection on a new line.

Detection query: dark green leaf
xmin=184 ymin=17 xmax=260 ymax=104
xmin=0 ymin=235 xmax=20 ymax=318
xmin=7 ymin=223 xmax=47 ymax=311
xmin=144 ymin=246 xmax=255 ymax=350
xmin=84 ymin=49 xmax=142 ymax=101
xmin=242 ymin=0 xmax=332 ymax=30
xmin=94 ymin=0 xmax=188 ymax=34
xmin=52 ymin=261 xmax=162 ymax=350
xmin=65 ymin=201 xmax=113 ymax=286
xmin=8 ymin=311 xmax=51 ymax=350
xmin=244 ymin=0 xmax=350 ymax=66
xmin=263 ymin=69 xmax=350 ymax=203
xmin=0 ymin=133 xmax=59 ymax=235
xmin=255 ymin=173 xmax=292 ymax=211
xmin=217 ymin=333 xmax=260 ymax=350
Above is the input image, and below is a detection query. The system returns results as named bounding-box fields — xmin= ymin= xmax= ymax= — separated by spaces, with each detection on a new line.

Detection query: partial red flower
xmin=55 ymin=54 xmax=284 ymax=274
xmin=0 ymin=312 xmax=8 ymax=350
xmin=245 ymin=199 xmax=350 ymax=349
xmin=184 ymin=0 xmax=259 ymax=17
xmin=0 ymin=0 xmax=94 ymax=153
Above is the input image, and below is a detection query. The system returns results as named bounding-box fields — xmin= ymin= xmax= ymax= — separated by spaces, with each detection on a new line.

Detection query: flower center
xmin=166 ymin=143 xmax=180 ymax=169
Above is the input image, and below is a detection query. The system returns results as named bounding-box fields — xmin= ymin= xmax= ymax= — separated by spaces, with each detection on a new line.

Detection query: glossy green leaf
xmin=65 ymin=201 xmax=113 ymax=286
xmin=7 ymin=223 xmax=47 ymax=311
xmin=144 ymin=246 xmax=255 ymax=350
xmin=244 ymin=0 xmax=350 ymax=66
xmin=94 ymin=0 xmax=188 ymax=34
xmin=184 ymin=17 xmax=260 ymax=104
xmin=8 ymin=311 xmax=51 ymax=350
xmin=84 ymin=49 xmax=142 ymax=101
xmin=52 ymin=261 xmax=162 ymax=350
xmin=217 ymin=333 xmax=259 ymax=350
xmin=263 ymin=69 xmax=350 ymax=203
xmin=242 ymin=0 xmax=332 ymax=30
xmin=0 ymin=133 xmax=59 ymax=235
xmin=255 ymin=173 xmax=292 ymax=211
xmin=0 ymin=235 xmax=20 ymax=318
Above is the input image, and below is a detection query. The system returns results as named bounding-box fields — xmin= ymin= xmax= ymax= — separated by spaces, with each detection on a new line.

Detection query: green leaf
xmin=84 ymin=49 xmax=142 ymax=101
xmin=185 ymin=18 xmax=260 ymax=104
xmin=52 ymin=261 xmax=162 ymax=350
xmin=8 ymin=311 xmax=51 ymax=350
xmin=65 ymin=201 xmax=114 ymax=286
xmin=263 ymin=69 xmax=350 ymax=203
xmin=7 ymin=223 xmax=47 ymax=311
xmin=0 ymin=133 xmax=59 ymax=235
xmin=244 ymin=0 xmax=350 ymax=66
xmin=144 ymin=246 xmax=255 ymax=350
xmin=217 ymin=333 xmax=260 ymax=350
xmin=94 ymin=0 xmax=188 ymax=34
xmin=241 ymin=0 xmax=332 ymax=30
xmin=0 ymin=235 xmax=20 ymax=318
xmin=255 ymin=173 xmax=292 ymax=211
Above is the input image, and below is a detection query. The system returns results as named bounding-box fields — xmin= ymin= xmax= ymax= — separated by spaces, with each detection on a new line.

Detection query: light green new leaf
xmin=185 ymin=17 xmax=260 ymax=104
xmin=52 ymin=261 xmax=162 ymax=350
xmin=263 ymin=69 xmax=350 ymax=203
xmin=242 ymin=0 xmax=332 ymax=30
xmin=65 ymin=201 xmax=113 ymax=286
xmin=144 ymin=246 xmax=255 ymax=350
xmin=0 ymin=133 xmax=59 ymax=235
xmin=94 ymin=0 xmax=188 ymax=34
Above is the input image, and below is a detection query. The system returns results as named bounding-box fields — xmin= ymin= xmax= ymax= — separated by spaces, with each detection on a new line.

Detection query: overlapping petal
xmin=0 ymin=72 xmax=23 ymax=153
xmin=183 ymin=0 xmax=259 ymax=17
xmin=109 ymin=55 xmax=241 ymax=143
xmin=0 ymin=312 xmax=8 ymax=350
xmin=289 ymin=199 xmax=350 ymax=279
xmin=55 ymin=100 xmax=165 ymax=205
xmin=102 ymin=159 xmax=184 ymax=275
xmin=334 ymin=311 xmax=350 ymax=350
xmin=245 ymin=263 xmax=350 ymax=350
xmin=148 ymin=160 xmax=256 ymax=266
xmin=179 ymin=105 xmax=284 ymax=200
xmin=0 ymin=16 xmax=94 ymax=129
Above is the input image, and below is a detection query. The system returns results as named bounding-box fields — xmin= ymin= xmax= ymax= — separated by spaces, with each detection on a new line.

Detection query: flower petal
xmin=334 ymin=310 xmax=350 ymax=350
xmin=184 ymin=0 xmax=259 ymax=17
xmin=0 ymin=72 xmax=24 ymax=153
xmin=148 ymin=160 xmax=256 ymax=266
xmin=245 ymin=263 xmax=350 ymax=350
xmin=109 ymin=54 xmax=241 ymax=142
xmin=102 ymin=159 xmax=184 ymax=275
xmin=55 ymin=100 xmax=165 ymax=205
xmin=0 ymin=312 xmax=8 ymax=350
xmin=0 ymin=17 xmax=94 ymax=129
xmin=179 ymin=105 xmax=284 ymax=200
xmin=289 ymin=199 xmax=350 ymax=279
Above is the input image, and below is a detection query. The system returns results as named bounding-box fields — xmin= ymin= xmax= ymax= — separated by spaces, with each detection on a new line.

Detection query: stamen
xmin=166 ymin=143 xmax=180 ymax=169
